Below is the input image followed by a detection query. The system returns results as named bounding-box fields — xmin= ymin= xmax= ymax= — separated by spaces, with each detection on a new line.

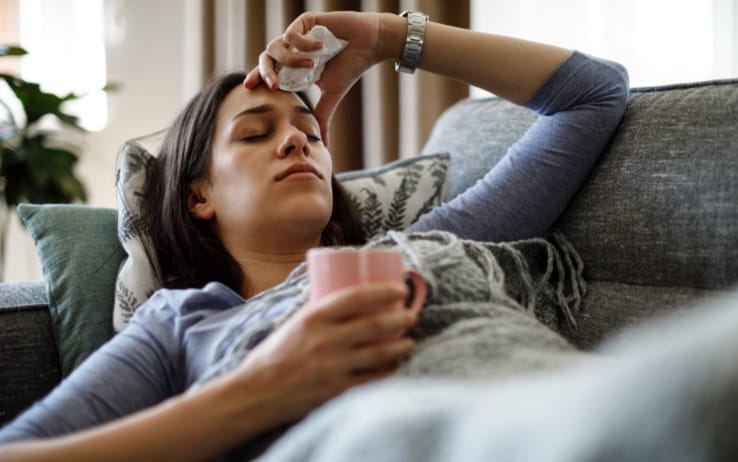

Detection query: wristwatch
xmin=394 ymin=10 xmax=428 ymax=74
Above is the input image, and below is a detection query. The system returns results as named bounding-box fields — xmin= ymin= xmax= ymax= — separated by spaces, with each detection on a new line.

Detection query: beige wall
xmin=0 ymin=0 xmax=20 ymax=73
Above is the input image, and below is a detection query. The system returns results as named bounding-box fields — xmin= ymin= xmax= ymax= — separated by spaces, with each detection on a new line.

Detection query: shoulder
xmin=130 ymin=282 xmax=246 ymax=335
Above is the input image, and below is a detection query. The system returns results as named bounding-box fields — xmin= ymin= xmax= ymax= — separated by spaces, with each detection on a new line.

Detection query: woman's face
xmin=189 ymin=85 xmax=333 ymax=253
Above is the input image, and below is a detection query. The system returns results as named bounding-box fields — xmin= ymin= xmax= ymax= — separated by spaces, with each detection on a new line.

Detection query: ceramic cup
xmin=306 ymin=247 xmax=427 ymax=319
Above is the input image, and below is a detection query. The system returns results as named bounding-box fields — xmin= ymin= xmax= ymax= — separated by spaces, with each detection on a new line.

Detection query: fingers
xmin=267 ymin=37 xmax=315 ymax=69
xmin=284 ymin=26 xmax=323 ymax=53
xmin=305 ymin=282 xmax=408 ymax=324
xmin=243 ymin=66 xmax=262 ymax=89
xmin=282 ymin=12 xmax=324 ymax=52
xmin=243 ymin=55 xmax=275 ymax=90
xmin=259 ymin=50 xmax=280 ymax=90
xmin=339 ymin=309 xmax=418 ymax=347
xmin=245 ymin=32 xmax=317 ymax=91
xmin=346 ymin=337 xmax=416 ymax=375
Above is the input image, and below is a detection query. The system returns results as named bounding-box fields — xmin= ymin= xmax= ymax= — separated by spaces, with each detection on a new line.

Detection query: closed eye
xmin=241 ymin=134 xmax=269 ymax=142
xmin=239 ymin=131 xmax=320 ymax=143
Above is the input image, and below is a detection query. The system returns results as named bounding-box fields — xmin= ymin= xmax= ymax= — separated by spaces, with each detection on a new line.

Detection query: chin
xmin=281 ymin=197 xmax=332 ymax=229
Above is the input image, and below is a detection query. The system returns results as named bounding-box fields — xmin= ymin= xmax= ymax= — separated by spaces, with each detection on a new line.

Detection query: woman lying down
xmin=4 ymin=10 xmax=734 ymax=462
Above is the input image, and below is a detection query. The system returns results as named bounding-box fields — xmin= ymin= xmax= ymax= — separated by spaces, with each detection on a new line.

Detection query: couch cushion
xmin=0 ymin=280 xmax=48 ymax=309
xmin=422 ymin=98 xmax=537 ymax=199
xmin=18 ymin=204 xmax=125 ymax=376
xmin=558 ymin=80 xmax=738 ymax=289
xmin=0 ymin=282 xmax=61 ymax=426
xmin=424 ymin=80 xmax=738 ymax=292
xmin=564 ymin=280 xmax=728 ymax=349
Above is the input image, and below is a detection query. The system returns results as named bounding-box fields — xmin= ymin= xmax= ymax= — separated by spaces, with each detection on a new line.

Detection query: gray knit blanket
xmin=195 ymin=230 xmax=588 ymax=460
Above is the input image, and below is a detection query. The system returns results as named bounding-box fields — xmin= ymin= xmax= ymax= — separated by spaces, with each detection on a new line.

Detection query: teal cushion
xmin=18 ymin=203 xmax=124 ymax=376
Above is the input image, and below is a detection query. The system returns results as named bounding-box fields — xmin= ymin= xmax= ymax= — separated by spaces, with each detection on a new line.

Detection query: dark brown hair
xmin=141 ymin=72 xmax=365 ymax=293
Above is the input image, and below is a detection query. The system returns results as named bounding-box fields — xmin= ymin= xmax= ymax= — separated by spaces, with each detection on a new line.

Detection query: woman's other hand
xmin=244 ymin=11 xmax=401 ymax=145
xmin=226 ymin=281 xmax=417 ymax=428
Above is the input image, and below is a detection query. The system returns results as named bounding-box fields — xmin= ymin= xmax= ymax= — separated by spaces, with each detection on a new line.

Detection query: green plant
xmin=0 ymin=44 xmax=95 ymax=206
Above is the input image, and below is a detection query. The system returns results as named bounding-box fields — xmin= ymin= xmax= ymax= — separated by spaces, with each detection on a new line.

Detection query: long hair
xmin=141 ymin=72 xmax=365 ymax=293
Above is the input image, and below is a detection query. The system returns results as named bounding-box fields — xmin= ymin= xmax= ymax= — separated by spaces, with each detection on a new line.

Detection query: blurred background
xmin=1 ymin=0 xmax=736 ymax=282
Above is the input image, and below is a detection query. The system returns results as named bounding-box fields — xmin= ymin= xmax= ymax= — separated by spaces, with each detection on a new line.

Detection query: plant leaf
xmin=0 ymin=74 xmax=84 ymax=130
xmin=0 ymin=45 xmax=28 ymax=57
xmin=2 ymin=135 xmax=87 ymax=206
xmin=102 ymin=82 xmax=121 ymax=92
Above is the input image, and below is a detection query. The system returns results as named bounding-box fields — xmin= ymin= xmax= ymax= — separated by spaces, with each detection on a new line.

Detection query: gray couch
xmin=1 ymin=78 xmax=736 ymax=427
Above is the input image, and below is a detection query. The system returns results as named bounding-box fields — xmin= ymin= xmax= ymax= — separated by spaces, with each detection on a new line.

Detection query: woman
xmin=0 ymin=10 xmax=627 ymax=461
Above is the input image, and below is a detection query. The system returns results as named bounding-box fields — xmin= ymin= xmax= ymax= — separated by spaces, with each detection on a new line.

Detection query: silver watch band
xmin=394 ymin=10 xmax=428 ymax=74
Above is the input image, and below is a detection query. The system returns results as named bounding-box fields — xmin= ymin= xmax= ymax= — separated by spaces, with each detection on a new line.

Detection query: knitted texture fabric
xmin=375 ymin=231 xmax=587 ymax=380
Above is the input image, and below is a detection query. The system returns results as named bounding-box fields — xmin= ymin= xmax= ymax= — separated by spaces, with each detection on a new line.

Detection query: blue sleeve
xmin=407 ymin=51 xmax=629 ymax=242
xmin=0 ymin=292 xmax=185 ymax=443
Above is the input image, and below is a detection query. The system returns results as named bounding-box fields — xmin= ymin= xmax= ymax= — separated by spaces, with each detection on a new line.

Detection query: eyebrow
xmin=231 ymin=104 xmax=313 ymax=122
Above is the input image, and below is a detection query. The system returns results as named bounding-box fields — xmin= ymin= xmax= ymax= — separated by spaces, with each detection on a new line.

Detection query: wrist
xmin=185 ymin=373 xmax=273 ymax=445
xmin=377 ymin=12 xmax=407 ymax=63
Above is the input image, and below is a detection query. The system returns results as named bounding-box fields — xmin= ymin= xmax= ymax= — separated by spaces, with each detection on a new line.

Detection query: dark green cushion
xmin=18 ymin=204 xmax=124 ymax=376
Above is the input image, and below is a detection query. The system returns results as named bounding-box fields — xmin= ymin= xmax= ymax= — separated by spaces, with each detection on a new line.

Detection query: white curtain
xmin=470 ymin=0 xmax=738 ymax=93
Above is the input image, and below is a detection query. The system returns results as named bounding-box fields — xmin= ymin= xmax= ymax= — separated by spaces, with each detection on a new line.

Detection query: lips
xmin=274 ymin=162 xmax=323 ymax=181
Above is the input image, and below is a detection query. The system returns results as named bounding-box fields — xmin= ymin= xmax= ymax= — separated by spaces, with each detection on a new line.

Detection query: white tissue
xmin=278 ymin=25 xmax=348 ymax=92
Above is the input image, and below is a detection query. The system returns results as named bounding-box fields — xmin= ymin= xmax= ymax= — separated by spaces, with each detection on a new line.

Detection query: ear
xmin=187 ymin=179 xmax=215 ymax=220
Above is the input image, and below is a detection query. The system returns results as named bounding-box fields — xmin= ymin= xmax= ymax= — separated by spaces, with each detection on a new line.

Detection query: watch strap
xmin=394 ymin=11 xmax=428 ymax=74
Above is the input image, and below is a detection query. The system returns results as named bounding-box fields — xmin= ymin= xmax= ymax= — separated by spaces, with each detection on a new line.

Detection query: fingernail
xmin=312 ymin=41 xmax=322 ymax=51
xmin=303 ymin=59 xmax=314 ymax=67
xmin=266 ymin=76 xmax=274 ymax=88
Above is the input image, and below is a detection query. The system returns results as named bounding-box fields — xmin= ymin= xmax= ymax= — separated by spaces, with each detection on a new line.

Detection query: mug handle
xmin=403 ymin=269 xmax=427 ymax=317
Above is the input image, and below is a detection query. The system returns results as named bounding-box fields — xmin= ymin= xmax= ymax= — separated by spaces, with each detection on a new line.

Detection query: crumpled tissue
xmin=278 ymin=25 xmax=348 ymax=92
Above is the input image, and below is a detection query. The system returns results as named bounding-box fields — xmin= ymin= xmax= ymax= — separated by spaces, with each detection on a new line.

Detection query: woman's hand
xmin=244 ymin=11 xmax=398 ymax=144
xmin=226 ymin=281 xmax=418 ymax=428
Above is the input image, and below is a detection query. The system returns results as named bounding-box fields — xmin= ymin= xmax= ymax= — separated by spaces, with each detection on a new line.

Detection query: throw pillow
xmin=336 ymin=153 xmax=450 ymax=239
xmin=18 ymin=203 xmax=125 ymax=376
xmin=113 ymin=141 xmax=159 ymax=332
xmin=112 ymin=140 xmax=451 ymax=331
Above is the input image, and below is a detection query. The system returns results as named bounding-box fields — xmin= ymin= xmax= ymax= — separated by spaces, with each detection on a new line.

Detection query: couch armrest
xmin=0 ymin=281 xmax=48 ymax=309
xmin=0 ymin=281 xmax=62 ymax=426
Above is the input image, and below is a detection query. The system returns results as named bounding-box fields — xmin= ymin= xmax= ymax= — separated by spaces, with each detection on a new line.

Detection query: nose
xmin=276 ymin=125 xmax=310 ymax=158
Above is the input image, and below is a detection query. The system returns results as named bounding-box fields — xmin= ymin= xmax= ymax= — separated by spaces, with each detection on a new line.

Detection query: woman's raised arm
xmin=245 ymin=11 xmax=572 ymax=142
xmin=247 ymin=10 xmax=629 ymax=242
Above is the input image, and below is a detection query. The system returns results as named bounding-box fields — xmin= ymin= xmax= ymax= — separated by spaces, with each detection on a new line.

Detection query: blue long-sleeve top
xmin=0 ymin=51 xmax=628 ymax=444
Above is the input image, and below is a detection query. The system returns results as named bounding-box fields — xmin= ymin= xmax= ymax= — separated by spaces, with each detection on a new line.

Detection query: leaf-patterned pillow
xmin=336 ymin=153 xmax=451 ymax=239
xmin=113 ymin=141 xmax=159 ymax=332
xmin=112 ymin=141 xmax=450 ymax=331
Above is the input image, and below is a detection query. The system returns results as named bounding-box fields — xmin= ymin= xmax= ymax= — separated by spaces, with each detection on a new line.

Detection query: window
xmin=18 ymin=0 xmax=107 ymax=130
xmin=471 ymin=0 xmax=738 ymax=95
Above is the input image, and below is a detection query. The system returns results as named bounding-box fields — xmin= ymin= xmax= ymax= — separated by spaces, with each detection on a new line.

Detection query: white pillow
xmin=112 ymin=140 xmax=450 ymax=331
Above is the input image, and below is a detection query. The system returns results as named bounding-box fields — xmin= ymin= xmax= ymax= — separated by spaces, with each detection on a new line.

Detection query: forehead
xmin=218 ymin=85 xmax=309 ymax=122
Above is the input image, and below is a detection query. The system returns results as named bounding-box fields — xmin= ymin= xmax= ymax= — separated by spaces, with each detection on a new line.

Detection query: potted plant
xmin=0 ymin=44 xmax=105 ymax=278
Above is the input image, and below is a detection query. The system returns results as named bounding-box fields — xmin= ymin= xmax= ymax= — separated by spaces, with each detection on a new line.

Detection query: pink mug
xmin=306 ymin=247 xmax=427 ymax=319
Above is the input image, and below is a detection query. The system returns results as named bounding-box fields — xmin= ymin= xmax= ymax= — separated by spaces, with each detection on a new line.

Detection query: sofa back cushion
xmin=558 ymin=81 xmax=737 ymax=290
xmin=423 ymin=79 xmax=738 ymax=346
